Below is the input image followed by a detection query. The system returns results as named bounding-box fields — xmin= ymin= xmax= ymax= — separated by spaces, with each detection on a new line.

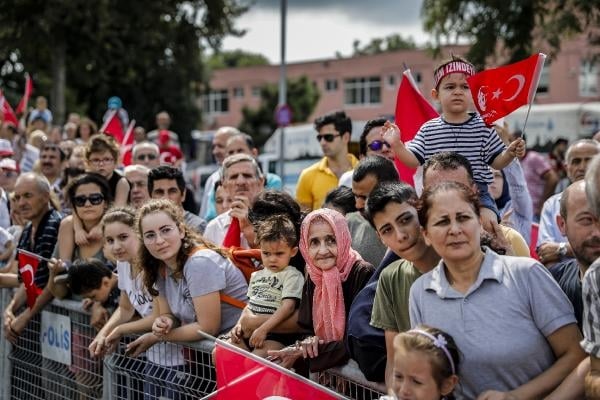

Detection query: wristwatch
xmin=557 ymin=242 xmax=568 ymax=258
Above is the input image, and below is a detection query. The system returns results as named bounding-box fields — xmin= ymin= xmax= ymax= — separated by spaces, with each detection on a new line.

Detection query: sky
xmin=222 ymin=0 xmax=428 ymax=63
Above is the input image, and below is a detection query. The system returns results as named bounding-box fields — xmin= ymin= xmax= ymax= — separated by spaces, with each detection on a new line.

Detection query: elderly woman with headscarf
xmin=268 ymin=208 xmax=374 ymax=372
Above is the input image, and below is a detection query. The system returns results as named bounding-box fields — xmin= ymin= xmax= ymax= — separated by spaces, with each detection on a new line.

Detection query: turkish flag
xmin=99 ymin=109 xmax=124 ymax=143
xmin=15 ymin=73 xmax=33 ymax=115
xmin=394 ymin=69 xmax=439 ymax=186
xmin=213 ymin=341 xmax=341 ymax=399
xmin=467 ymin=53 xmax=547 ymax=125
xmin=18 ymin=251 xmax=43 ymax=308
xmin=0 ymin=91 xmax=19 ymax=126
xmin=222 ymin=217 xmax=241 ymax=248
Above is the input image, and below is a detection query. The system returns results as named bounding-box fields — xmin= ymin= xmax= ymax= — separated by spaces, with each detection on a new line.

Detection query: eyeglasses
xmin=73 ymin=193 xmax=105 ymax=207
xmin=316 ymin=133 xmax=341 ymax=143
xmin=136 ymin=153 xmax=157 ymax=161
xmin=367 ymin=140 xmax=391 ymax=151
xmin=89 ymin=157 xmax=114 ymax=165
xmin=143 ymin=225 xmax=178 ymax=244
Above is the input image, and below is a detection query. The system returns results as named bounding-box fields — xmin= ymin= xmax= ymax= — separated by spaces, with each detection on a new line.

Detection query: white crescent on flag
xmin=504 ymin=75 xmax=525 ymax=101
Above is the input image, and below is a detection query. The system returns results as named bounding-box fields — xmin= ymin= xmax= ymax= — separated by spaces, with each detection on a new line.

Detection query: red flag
xmin=467 ymin=53 xmax=547 ymax=125
xmin=16 ymin=73 xmax=33 ymax=115
xmin=99 ymin=110 xmax=124 ymax=143
xmin=222 ymin=217 xmax=241 ymax=248
xmin=214 ymin=341 xmax=341 ymax=399
xmin=18 ymin=251 xmax=43 ymax=308
xmin=120 ymin=120 xmax=136 ymax=166
xmin=0 ymin=90 xmax=19 ymax=126
xmin=394 ymin=69 xmax=439 ymax=186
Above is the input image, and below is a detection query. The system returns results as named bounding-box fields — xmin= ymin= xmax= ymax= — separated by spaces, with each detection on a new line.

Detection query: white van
xmin=504 ymin=102 xmax=600 ymax=147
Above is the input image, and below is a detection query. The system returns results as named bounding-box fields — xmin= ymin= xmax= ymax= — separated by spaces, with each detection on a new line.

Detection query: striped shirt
xmin=407 ymin=113 xmax=506 ymax=184
xmin=17 ymin=208 xmax=62 ymax=288
xmin=582 ymin=258 xmax=600 ymax=357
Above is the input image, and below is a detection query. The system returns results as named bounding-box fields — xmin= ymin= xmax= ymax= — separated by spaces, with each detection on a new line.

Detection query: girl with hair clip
xmin=126 ymin=199 xmax=248 ymax=397
xmin=380 ymin=325 xmax=460 ymax=400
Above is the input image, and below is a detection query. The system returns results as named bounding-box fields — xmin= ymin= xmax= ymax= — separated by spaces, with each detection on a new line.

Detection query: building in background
xmin=200 ymin=36 xmax=600 ymax=131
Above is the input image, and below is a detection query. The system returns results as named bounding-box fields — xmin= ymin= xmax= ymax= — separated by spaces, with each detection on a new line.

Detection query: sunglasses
xmin=73 ymin=193 xmax=105 ymax=207
xmin=316 ymin=133 xmax=340 ymax=142
xmin=367 ymin=140 xmax=391 ymax=151
xmin=136 ymin=153 xmax=157 ymax=161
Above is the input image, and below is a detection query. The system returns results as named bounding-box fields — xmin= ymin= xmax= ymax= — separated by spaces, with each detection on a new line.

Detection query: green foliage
xmin=206 ymin=50 xmax=270 ymax=70
xmin=0 ymin=0 xmax=247 ymax=142
xmin=238 ymin=75 xmax=320 ymax=147
xmin=421 ymin=0 xmax=600 ymax=68
xmin=352 ymin=34 xmax=417 ymax=56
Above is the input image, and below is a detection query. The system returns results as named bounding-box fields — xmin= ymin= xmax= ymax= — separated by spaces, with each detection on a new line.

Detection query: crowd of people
xmin=0 ymin=56 xmax=599 ymax=400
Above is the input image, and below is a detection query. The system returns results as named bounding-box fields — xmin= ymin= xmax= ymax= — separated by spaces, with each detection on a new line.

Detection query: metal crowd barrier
xmin=0 ymin=288 xmax=387 ymax=399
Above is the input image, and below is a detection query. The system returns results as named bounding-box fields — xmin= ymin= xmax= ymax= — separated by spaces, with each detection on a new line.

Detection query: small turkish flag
xmin=16 ymin=73 xmax=33 ymax=115
xmin=120 ymin=120 xmax=136 ymax=166
xmin=0 ymin=90 xmax=19 ymax=126
xmin=395 ymin=69 xmax=439 ymax=186
xmin=467 ymin=53 xmax=547 ymax=125
xmin=99 ymin=109 xmax=125 ymax=143
xmin=18 ymin=250 xmax=43 ymax=309
xmin=214 ymin=341 xmax=342 ymax=399
xmin=222 ymin=217 xmax=241 ymax=248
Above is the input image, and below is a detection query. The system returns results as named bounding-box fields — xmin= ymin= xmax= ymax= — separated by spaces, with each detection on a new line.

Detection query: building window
xmin=387 ymin=75 xmax=396 ymax=88
xmin=252 ymin=86 xmax=262 ymax=97
xmin=233 ymin=87 xmax=244 ymax=98
xmin=202 ymin=89 xmax=229 ymax=114
xmin=580 ymin=60 xmax=599 ymax=97
xmin=537 ymin=64 xmax=550 ymax=95
xmin=344 ymin=76 xmax=381 ymax=105
xmin=325 ymin=79 xmax=338 ymax=91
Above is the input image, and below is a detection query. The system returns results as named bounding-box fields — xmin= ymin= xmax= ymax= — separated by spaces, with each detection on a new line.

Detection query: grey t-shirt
xmin=409 ymin=248 xmax=577 ymax=399
xmin=156 ymin=248 xmax=248 ymax=334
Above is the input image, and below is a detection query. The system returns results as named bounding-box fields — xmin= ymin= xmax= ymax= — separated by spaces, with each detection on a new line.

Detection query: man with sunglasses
xmin=339 ymin=118 xmax=395 ymax=188
xmin=132 ymin=142 xmax=160 ymax=169
xmin=296 ymin=110 xmax=358 ymax=211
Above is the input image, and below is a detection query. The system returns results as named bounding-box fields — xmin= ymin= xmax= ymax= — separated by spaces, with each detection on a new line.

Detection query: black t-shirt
xmin=549 ymin=259 xmax=583 ymax=330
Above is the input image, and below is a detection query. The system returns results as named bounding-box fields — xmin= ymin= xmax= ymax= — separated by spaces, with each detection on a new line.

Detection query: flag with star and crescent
xmin=467 ymin=53 xmax=547 ymax=125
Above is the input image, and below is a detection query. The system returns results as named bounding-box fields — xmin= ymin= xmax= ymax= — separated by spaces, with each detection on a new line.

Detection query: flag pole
xmin=17 ymin=248 xmax=52 ymax=263
xmin=521 ymin=53 xmax=547 ymax=139
xmin=197 ymin=330 xmax=346 ymax=399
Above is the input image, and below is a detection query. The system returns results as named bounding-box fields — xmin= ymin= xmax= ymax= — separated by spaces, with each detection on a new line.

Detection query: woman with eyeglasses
xmin=126 ymin=199 xmax=248 ymax=397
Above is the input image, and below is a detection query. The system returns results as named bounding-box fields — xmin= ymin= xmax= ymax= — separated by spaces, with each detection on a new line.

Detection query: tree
xmin=352 ymin=34 xmax=416 ymax=56
xmin=238 ymin=76 xmax=320 ymax=147
xmin=421 ymin=0 xmax=600 ymax=68
xmin=0 ymin=0 xmax=247 ymax=142
xmin=206 ymin=50 xmax=270 ymax=70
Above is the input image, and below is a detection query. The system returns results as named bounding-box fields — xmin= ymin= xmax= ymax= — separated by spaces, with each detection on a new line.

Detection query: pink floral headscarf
xmin=299 ymin=208 xmax=363 ymax=342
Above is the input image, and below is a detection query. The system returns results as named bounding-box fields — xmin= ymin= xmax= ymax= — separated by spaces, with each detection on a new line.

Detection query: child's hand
xmin=382 ymin=121 xmax=403 ymax=149
xmin=230 ymin=324 xmax=244 ymax=343
xmin=507 ymin=137 xmax=525 ymax=159
xmin=89 ymin=334 xmax=107 ymax=358
xmin=90 ymin=303 xmax=109 ymax=331
xmin=249 ymin=327 xmax=267 ymax=349
xmin=480 ymin=207 xmax=497 ymax=235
